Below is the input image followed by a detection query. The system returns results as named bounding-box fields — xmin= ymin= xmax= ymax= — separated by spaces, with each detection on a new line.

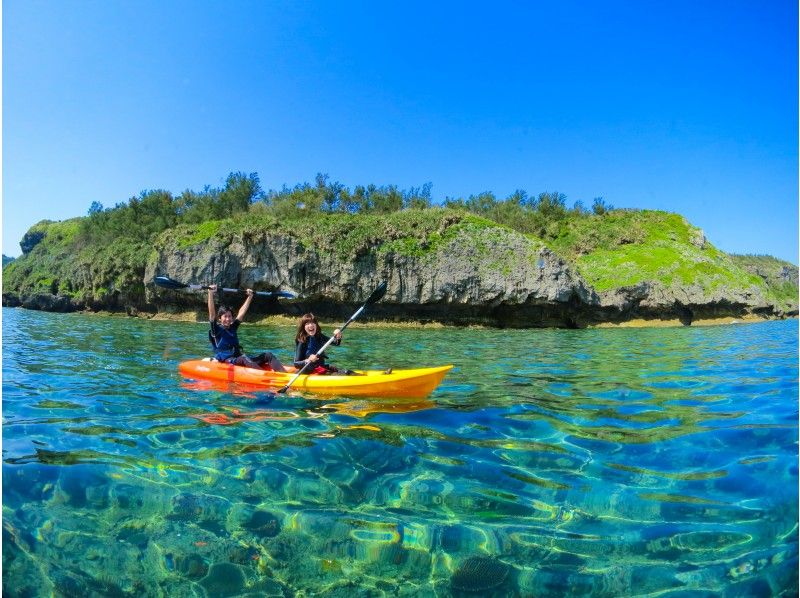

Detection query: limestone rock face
xmin=140 ymin=224 xmax=791 ymax=327
xmin=746 ymin=261 xmax=799 ymax=288
xmin=595 ymin=280 xmax=775 ymax=323
xmin=12 ymin=293 xmax=79 ymax=312
xmin=145 ymin=227 xmax=600 ymax=326
xmin=601 ymin=280 xmax=770 ymax=311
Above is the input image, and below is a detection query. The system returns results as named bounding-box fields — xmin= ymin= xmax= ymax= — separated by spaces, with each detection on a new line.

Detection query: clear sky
xmin=4 ymin=0 xmax=798 ymax=263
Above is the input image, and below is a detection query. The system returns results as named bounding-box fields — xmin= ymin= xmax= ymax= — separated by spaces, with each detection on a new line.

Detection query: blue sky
xmin=4 ymin=0 xmax=798 ymax=263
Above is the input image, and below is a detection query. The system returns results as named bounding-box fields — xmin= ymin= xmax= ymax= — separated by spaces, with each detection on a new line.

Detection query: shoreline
xmin=146 ymin=311 xmax=455 ymax=328
xmin=588 ymin=314 xmax=776 ymax=329
xmin=128 ymin=310 xmax=791 ymax=329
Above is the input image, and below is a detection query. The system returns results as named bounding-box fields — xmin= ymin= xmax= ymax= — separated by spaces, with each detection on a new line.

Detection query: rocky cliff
xmin=3 ymin=209 xmax=797 ymax=327
xmin=144 ymin=221 xmax=598 ymax=327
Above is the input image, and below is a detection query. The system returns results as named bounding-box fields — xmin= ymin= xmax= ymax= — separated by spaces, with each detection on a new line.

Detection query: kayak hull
xmin=178 ymin=360 xmax=453 ymax=398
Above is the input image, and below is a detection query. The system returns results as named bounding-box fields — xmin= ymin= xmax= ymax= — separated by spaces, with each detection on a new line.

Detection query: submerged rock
xmin=56 ymin=469 xmax=109 ymax=508
xmin=199 ymin=562 xmax=247 ymax=597
xmin=168 ymin=492 xmax=229 ymax=522
xmin=242 ymin=510 xmax=281 ymax=538
xmin=451 ymin=556 xmax=511 ymax=594
xmin=228 ymin=544 xmax=261 ymax=565
xmin=51 ymin=572 xmax=86 ymax=598
xmin=175 ymin=553 xmax=208 ymax=579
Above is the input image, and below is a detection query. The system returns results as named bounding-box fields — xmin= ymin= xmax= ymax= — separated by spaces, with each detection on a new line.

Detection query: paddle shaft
xmin=195 ymin=284 xmax=278 ymax=298
xmin=154 ymin=276 xmax=293 ymax=298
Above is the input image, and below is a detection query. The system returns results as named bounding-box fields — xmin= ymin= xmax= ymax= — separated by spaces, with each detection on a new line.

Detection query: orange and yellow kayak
xmin=178 ymin=360 xmax=453 ymax=399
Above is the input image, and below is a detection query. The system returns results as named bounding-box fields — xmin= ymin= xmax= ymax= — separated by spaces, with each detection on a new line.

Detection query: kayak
xmin=178 ymin=360 xmax=453 ymax=398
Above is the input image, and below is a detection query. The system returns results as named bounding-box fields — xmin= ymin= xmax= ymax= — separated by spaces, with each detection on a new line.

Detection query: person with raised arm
xmin=207 ymin=285 xmax=286 ymax=371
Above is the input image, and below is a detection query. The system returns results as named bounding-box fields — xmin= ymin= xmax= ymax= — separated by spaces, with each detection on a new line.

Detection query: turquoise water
xmin=2 ymin=307 xmax=797 ymax=597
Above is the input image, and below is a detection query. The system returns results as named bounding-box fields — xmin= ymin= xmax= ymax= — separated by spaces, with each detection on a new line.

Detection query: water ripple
xmin=2 ymin=309 xmax=797 ymax=595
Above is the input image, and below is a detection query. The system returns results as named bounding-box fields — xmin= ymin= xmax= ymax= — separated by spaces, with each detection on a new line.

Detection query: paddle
xmin=276 ymin=280 xmax=388 ymax=394
xmin=153 ymin=275 xmax=295 ymax=299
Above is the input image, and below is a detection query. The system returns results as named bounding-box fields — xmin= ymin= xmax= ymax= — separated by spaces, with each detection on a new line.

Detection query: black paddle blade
xmin=153 ymin=276 xmax=189 ymax=290
xmin=366 ymin=281 xmax=388 ymax=305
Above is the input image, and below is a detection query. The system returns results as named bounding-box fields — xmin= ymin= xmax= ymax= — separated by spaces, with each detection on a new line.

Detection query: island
xmin=3 ymin=172 xmax=797 ymax=328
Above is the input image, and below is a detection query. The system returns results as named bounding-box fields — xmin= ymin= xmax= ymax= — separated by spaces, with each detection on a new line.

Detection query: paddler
xmin=207 ymin=284 xmax=287 ymax=371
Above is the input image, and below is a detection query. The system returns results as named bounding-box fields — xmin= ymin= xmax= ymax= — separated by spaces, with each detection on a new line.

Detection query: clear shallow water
xmin=2 ymin=307 xmax=797 ymax=597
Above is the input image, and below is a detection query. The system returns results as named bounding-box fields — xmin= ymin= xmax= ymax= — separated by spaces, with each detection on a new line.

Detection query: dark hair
xmin=216 ymin=305 xmax=234 ymax=320
xmin=295 ymin=312 xmax=322 ymax=343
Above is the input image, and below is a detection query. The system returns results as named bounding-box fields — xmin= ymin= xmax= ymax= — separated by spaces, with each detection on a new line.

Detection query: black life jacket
xmin=209 ymin=320 xmax=243 ymax=361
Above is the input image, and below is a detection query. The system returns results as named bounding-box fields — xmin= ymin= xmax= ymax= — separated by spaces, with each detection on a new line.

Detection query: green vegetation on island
xmin=3 ymin=171 xmax=797 ymax=322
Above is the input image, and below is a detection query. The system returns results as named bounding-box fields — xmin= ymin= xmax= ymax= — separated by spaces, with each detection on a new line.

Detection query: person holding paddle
xmin=273 ymin=281 xmax=387 ymax=393
xmin=293 ymin=313 xmax=356 ymax=375
xmin=207 ymin=285 xmax=287 ymax=371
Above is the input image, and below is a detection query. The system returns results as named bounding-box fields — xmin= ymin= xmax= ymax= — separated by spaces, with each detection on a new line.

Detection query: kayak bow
xmin=178 ymin=360 xmax=453 ymax=399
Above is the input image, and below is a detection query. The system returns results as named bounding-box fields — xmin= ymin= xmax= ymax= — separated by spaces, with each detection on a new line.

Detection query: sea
xmin=2 ymin=307 xmax=797 ymax=596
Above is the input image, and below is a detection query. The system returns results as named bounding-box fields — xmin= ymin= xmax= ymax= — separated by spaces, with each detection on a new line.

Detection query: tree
xmin=465 ymin=192 xmax=498 ymax=214
xmin=351 ymin=185 xmax=371 ymax=213
xmin=403 ymin=182 xmax=433 ymax=210
xmin=322 ymin=179 xmax=345 ymax=212
xmin=371 ymin=185 xmax=403 ymax=213
xmin=443 ymin=196 xmax=466 ymax=210
xmin=535 ymin=192 xmax=567 ymax=218
xmin=592 ymin=197 xmax=612 ymax=215
xmin=506 ymin=189 xmax=528 ymax=206
xmin=219 ymin=172 xmax=263 ymax=214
